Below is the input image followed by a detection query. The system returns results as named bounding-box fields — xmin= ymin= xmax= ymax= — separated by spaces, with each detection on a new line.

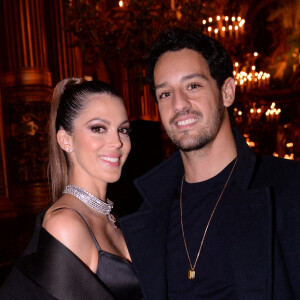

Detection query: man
xmin=119 ymin=28 xmax=300 ymax=299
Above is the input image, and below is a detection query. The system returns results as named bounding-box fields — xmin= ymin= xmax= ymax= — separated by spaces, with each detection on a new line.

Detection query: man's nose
xmin=173 ymin=90 xmax=191 ymax=112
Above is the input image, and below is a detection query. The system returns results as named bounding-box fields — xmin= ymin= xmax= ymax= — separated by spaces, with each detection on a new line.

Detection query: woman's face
xmin=63 ymin=93 xmax=131 ymax=186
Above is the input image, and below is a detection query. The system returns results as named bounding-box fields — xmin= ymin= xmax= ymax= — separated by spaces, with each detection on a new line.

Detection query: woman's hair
xmin=48 ymin=78 xmax=119 ymax=202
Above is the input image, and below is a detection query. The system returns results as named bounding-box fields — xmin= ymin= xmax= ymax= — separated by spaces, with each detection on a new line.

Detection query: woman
xmin=0 ymin=78 xmax=144 ymax=299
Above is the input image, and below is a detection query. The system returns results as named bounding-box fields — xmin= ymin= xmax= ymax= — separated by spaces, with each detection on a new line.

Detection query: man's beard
xmin=165 ymin=94 xmax=225 ymax=152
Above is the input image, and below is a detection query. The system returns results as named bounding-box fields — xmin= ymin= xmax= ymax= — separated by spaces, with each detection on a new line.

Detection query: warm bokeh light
xmin=200 ymin=15 xmax=245 ymax=39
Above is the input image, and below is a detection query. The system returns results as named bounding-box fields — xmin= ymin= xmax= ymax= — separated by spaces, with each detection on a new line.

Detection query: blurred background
xmin=0 ymin=0 xmax=299 ymax=284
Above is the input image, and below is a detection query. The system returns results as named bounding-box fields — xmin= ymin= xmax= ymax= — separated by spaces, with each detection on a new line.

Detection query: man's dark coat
xmin=119 ymin=128 xmax=300 ymax=300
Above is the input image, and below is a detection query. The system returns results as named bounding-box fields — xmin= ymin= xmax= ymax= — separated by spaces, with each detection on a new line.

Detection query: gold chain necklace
xmin=180 ymin=157 xmax=238 ymax=280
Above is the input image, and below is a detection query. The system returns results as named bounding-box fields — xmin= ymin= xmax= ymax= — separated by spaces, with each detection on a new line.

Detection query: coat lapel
xmin=120 ymin=152 xmax=184 ymax=300
xmin=232 ymin=133 xmax=273 ymax=300
xmin=120 ymin=209 xmax=170 ymax=300
xmin=231 ymin=186 xmax=273 ymax=300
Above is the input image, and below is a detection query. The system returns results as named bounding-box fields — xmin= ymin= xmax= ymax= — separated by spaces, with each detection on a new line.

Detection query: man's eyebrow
xmin=155 ymin=82 xmax=168 ymax=90
xmin=155 ymin=73 xmax=209 ymax=91
xmin=182 ymin=73 xmax=209 ymax=81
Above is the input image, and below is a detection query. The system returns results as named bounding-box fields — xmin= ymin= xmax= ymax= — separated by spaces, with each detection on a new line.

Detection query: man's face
xmin=154 ymin=48 xmax=226 ymax=152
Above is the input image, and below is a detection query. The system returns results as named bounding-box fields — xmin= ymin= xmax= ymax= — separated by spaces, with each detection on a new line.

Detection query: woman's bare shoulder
xmin=42 ymin=204 xmax=96 ymax=266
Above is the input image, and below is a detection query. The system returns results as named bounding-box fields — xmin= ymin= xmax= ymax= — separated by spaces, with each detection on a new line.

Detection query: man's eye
xmin=158 ymin=91 xmax=170 ymax=99
xmin=188 ymin=83 xmax=201 ymax=90
xmin=91 ymin=126 xmax=105 ymax=133
xmin=119 ymin=127 xmax=132 ymax=135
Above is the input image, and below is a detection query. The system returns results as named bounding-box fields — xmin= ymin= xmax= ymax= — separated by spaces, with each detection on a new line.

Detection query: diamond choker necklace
xmin=63 ymin=185 xmax=118 ymax=228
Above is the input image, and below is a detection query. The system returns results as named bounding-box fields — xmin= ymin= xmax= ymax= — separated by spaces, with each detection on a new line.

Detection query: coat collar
xmin=131 ymin=126 xmax=257 ymax=206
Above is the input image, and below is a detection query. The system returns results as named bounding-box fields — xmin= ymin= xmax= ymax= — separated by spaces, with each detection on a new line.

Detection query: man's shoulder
xmin=258 ymin=155 xmax=300 ymax=173
xmin=252 ymin=155 xmax=300 ymax=188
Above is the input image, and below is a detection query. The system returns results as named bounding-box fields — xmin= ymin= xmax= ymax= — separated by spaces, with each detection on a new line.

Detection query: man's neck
xmin=180 ymin=124 xmax=237 ymax=183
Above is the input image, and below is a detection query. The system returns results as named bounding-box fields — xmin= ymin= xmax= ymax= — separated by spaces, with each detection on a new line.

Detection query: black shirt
xmin=167 ymin=159 xmax=238 ymax=299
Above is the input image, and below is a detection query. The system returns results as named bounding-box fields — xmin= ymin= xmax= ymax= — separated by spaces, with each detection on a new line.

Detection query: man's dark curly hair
xmin=146 ymin=28 xmax=234 ymax=102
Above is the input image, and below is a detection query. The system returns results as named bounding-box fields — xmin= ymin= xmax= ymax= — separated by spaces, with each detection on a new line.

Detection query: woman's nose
xmin=109 ymin=131 xmax=123 ymax=148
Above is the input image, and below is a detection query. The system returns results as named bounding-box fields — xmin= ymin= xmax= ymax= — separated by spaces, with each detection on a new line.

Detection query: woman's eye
xmin=119 ymin=127 xmax=132 ymax=135
xmin=91 ymin=126 xmax=105 ymax=133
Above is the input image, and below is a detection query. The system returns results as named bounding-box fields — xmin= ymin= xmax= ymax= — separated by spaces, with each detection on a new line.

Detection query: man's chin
xmin=172 ymin=138 xmax=205 ymax=152
xmin=178 ymin=144 xmax=204 ymax=152
xmin=170 ymin=130 xmax=217 ymax=152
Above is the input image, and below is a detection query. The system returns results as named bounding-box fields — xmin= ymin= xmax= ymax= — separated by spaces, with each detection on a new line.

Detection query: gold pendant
xmin=188 ymin=269 xmax=195 ymax=279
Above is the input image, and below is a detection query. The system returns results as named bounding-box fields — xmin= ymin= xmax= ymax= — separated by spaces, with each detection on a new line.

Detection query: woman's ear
xmin=57 ymin=130 xmax=73 ymax=153
xmin=222 ymin=77 xmax=236 ymax=107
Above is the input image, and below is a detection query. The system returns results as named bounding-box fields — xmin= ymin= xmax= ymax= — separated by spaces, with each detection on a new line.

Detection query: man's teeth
xmin=177 ymin=118 xmax=198 ymax=126
xmin=100 ymin=156 xmax=119 ymax=162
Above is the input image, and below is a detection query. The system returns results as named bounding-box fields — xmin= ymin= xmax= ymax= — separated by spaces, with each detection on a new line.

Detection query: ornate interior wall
xmin=0 ymin=0 xmax=83 ymax=217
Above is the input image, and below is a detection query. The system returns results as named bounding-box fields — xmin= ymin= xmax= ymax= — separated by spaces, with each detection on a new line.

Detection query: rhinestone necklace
xmin=180 ymin=157 xmax=238 ymax=279
xmin=63 ymin=184 xmax=118 ymax=228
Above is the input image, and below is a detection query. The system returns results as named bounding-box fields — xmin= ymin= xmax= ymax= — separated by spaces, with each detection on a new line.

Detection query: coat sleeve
xmin=0 ymin=228 xmax=115 ymax=300
xmin=0 ymin=267 xmax=57 ymax=300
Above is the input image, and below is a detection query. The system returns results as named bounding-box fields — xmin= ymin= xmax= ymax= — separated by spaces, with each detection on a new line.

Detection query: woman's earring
xmin=66 ymin=147 xmax=72 ymax=152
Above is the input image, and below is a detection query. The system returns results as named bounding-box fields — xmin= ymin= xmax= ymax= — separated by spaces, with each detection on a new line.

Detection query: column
xmin=0 ymin=0 xmax=52 ymax=214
